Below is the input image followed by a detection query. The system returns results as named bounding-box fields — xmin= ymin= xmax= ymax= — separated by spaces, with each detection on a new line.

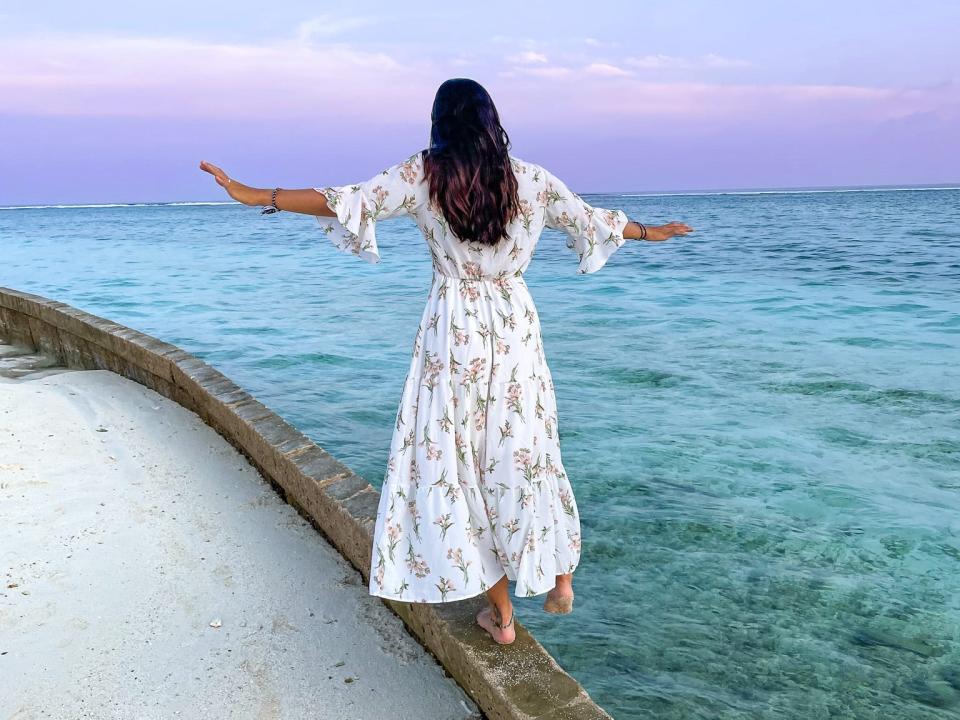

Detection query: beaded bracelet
xmin=630 ymin=220 xmax=647 ymax=240
xmin=261 ymin=187 xmax=282 ymax=215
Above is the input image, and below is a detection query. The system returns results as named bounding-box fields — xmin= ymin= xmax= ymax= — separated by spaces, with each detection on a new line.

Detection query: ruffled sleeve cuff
xmin=571 ymin=207 xmax=630 ymax=275
xmin=313 ymin=185 xmax=381 ymax=264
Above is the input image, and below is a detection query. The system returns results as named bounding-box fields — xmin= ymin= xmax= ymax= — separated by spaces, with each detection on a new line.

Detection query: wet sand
xmin=0 ymin=344 xmax=478 ymax=719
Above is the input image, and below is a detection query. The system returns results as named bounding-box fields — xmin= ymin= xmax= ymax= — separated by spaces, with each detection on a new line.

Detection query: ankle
xmin=553 ymin=575 xmax=573 ymax=593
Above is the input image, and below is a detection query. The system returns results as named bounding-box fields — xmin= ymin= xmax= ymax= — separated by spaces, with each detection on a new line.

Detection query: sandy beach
xmin=0 ymin=343 xmax=478 ymax=719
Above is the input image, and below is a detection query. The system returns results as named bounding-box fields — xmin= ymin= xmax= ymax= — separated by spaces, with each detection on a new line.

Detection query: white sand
xmin=0 ymin=356 xmax=478 ymax=719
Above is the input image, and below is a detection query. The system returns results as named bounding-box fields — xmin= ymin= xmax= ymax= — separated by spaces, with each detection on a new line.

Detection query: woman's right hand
xmin=199 ymin=160 xmax=266 ymax=206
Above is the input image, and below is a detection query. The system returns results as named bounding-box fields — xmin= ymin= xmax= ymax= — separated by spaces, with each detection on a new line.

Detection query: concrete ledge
xmin=0 ymin=286 xmax=612 ymax=720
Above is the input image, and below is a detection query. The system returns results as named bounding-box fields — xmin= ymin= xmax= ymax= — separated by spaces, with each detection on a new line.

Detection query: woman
xmin=200 ymin=78 xmax=692 ymax=645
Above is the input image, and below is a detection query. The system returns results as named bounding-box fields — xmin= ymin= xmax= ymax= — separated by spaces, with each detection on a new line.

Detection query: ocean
xmin=2 ymin=187 xmax=959 ymax=719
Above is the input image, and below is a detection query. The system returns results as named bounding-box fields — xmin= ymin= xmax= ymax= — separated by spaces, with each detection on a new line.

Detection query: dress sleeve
xmin=313 ymin=153 xmax=422 ymax=264
xmin=539 ymin=166 xmax=630 ymax=274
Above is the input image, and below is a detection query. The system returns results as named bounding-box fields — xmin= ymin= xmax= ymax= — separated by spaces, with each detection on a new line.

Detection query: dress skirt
xmin=368 ymin=267 xmax=582 ymax=602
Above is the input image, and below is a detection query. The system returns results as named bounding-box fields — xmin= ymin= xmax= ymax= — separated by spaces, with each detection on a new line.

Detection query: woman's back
xmin=316 ymin=152 xmax=631 ymax=277
xmin=309 ymin=149 xmax=642 ymax=604
xmin=199 ymin=74 xmax=691 ymax=644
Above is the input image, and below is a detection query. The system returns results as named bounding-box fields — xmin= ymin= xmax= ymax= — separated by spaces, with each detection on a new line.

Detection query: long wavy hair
xmin=420 ymin=79 xmax=520 ymax=247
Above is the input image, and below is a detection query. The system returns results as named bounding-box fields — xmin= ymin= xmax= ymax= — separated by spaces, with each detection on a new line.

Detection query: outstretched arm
xmin=623 ymin=220 xmax=693 ymax=242
xmin=198 ymin=161 xmax=336 ymax=216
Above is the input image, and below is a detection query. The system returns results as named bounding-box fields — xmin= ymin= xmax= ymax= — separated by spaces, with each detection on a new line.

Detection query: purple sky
xmin=1 ymin=1 xmax=958 ymax=205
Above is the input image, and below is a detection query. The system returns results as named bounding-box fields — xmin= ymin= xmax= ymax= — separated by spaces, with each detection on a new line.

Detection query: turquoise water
xmin=2 ymin=189 xmax=959 ymax=719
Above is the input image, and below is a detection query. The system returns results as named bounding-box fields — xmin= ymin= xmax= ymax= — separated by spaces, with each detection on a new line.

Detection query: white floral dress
xmin=315 ymin=152 xmax=630 ymax=602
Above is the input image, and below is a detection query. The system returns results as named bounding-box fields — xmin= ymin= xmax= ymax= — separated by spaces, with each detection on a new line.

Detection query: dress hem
xmin=367 ymin=565 xmax=577 ymax=603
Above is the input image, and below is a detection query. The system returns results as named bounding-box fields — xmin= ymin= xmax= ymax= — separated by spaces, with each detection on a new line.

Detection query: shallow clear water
xmin=3 ymin=189 xmax=959 ymax=719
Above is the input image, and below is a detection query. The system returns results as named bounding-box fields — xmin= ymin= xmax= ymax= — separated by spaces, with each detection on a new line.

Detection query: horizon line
xmin=2 ymin=182 xmax=959 ymax=210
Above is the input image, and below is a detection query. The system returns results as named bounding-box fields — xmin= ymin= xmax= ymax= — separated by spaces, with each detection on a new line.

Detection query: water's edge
xmin=0 ymin=285 xmax=611 ymax=720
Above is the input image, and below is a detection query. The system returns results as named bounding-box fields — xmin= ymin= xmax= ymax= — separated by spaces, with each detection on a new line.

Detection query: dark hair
xmin=420 ymin=78 xmax=520 ymax=247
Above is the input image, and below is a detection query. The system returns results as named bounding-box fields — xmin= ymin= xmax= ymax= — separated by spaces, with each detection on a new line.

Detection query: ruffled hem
xmin=313 ymin=187 xmax=381 ymax=264
xmin=368 ymin=563 xmax=574 ymax=603
xmin=371 ymin=462 xmax=580 ymax=597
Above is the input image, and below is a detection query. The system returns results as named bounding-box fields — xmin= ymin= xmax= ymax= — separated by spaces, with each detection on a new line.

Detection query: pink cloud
xmin=0 ymin=32 xmax=955 ymax=129
xmin=0 ymin=33 xmax=430 ymax=119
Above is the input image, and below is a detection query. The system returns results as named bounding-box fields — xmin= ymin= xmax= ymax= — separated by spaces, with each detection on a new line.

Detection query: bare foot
xmin=476 ymin=605 xmax=516 ymax=645
xmin=543 ymin=577 xmax=574 ymax=614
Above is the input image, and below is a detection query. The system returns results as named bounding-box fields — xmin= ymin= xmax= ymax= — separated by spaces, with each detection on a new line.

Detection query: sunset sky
xmin=1 ymin=1 xmax=958 ymax=204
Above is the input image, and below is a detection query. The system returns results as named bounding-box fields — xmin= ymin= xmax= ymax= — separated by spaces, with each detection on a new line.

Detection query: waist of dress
xmin=431 ymin=266 xmax=525 ymax=282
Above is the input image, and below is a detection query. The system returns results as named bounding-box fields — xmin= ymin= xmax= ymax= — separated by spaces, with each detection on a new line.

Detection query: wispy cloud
xmin=0 ymin=32 xmax=421 ymax=118
xmin=295 ymin=15 xmax=380 ymax=42
xmin=702 ymin=53 xmax=752 ymax=68
xmin=0 ymin=31 xmax=953 ymax=127
xmin=506 ymin=50 xmax=549 ymax=65
xmin=489 ymin=34 xmax=540 ymax=47
xmin=583 ymin=62 xmax=632 ymax=77
xmin=625 ymin=54 xmax=751 ymax=70
xmin=500 ymin=65 xmax=572 ymax=78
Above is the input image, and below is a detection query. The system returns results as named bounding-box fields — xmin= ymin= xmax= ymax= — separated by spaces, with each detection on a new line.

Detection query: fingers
xmin=199 ymin=160 xmax=228 ymax=182
xmin=668 ymin=222 xmax=694 ymax=235
xmin=199 ymin=160 xmax=233 ymax=193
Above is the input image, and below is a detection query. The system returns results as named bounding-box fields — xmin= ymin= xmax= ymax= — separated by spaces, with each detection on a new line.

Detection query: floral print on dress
xmin=314 ymin=151 xmax=631 ymax=602
xmin=315 ymin=152 xmax=422 ymax=263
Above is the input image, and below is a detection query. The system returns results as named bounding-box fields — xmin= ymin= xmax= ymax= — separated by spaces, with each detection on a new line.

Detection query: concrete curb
xmin=0 ymin=286 xmax=612 ymax=720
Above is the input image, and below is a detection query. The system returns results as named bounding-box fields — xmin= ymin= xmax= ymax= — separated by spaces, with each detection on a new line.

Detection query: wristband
xmin=261 ymin=188 xmax=282 ymax=214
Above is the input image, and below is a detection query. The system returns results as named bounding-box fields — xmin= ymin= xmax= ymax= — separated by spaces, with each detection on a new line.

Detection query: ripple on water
xmin=3 ymin=191 xmax=960 ymax=720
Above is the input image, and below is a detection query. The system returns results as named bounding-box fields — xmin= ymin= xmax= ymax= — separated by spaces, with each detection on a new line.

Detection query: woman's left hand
xmin=646 ymin=222 xmax=694 ymax=241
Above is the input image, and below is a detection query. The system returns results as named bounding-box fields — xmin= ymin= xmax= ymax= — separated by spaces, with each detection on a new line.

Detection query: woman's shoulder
xmin=399 ymin=149 xmax=427 ymax=173
xmin=508 ymin=154 xmax=546 ymax=186
xmin=387 ymin=150 xmax=427 ymax=189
